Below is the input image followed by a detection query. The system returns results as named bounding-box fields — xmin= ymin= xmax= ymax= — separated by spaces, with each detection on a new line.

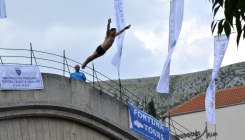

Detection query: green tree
xmin=148 ymin=98 xmax=157 ymax=118
xmin=209 ymin=0 xmax=245 ymax=46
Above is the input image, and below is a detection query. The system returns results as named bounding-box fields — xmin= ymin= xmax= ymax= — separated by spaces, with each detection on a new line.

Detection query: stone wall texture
xmin=0 ymin=73 xmax=144 ymax=140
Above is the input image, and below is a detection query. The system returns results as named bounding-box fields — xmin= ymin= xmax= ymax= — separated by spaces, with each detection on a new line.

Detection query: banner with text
xmin=205 ymin=34 xmax=229 ymax=124
xmin=128 ymin=103 xmax=170 ymax=140
xmin=156 ymin=0 xmax=184 ymax=93
xmin=0 ymin=0 xmax=7 ymax=18
xmin=0 ymin=65 xmax=44 ymax=90
xmin=111 ymin=0 xmax=126 ymax=71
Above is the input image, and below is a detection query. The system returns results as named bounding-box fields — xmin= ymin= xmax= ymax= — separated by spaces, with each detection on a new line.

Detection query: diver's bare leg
xmin=82 ymin=51 xmax=102 ymax=69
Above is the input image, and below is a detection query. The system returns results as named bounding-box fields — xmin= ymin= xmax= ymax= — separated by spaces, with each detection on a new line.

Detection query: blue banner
xmin=128 ymin=103 xmax=170 ymax=140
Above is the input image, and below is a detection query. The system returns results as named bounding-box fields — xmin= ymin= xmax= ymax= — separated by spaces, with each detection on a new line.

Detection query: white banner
xmin=205 ymin=34 xmax=229 ymax=124
xmin=111 ymin=0 xmax=126 ymax=71
xmin=156 ymin=0 xmax=184 ymax=93
xmin=0 ymin=65 xmax=44 ymax=90
xmin=0 ymin=0 xmax=7 ymax=18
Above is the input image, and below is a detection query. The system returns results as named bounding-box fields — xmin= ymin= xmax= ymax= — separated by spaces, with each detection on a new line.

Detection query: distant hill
xmin=98 ymin=62 xmax=245 ymax=113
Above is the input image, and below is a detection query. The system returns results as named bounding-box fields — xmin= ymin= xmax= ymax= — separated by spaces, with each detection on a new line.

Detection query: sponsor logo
xmin=14 ymin=67 xmax=21 ymax=76
xmin=134 ymin=120 xmax=143 ymax=128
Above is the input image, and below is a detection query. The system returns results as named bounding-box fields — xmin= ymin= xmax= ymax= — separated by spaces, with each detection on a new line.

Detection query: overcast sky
xmin=0 ymin=0 xmax=244 ymax=81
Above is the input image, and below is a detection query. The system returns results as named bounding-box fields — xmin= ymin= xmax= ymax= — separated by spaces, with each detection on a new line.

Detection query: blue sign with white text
xmin=128 ymin=103 xmax=170 ymax=140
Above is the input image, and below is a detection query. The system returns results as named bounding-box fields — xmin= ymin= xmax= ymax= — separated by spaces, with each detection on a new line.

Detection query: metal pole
xmin=170 ymin=117 xmax=177 ymax=135
xmin=32 ymin=50 xmax=38 ymax=65
xmin=0 ymin=57 xmax=3 ymax=64
xmin=118 ymin=71 xmax=122 ymax=101
xmin=93 ymin=63 xmax=94 ymax=86
xmin=65 ymin=58 xmax=70 ymax=75
xmin=30 ymin=42 xmax=32 ymax=65
xmin=168 ymin=94 xmax=171 ymax=130
xmin=167 ymin=0 xmax=172 ymax=133
xmin=63 ymin=50 xmax=65 ymax=76
xmin=214 ymin=125 xmax=216 ymax=140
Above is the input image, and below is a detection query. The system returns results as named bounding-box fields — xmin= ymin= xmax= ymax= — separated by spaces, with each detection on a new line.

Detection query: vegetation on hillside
xmin=97 ymin=62 xmax=245 ymax=113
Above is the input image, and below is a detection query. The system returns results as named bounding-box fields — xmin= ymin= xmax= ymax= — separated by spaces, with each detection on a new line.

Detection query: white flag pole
xmin=167 ymin=0 xmax=172 ymax=131
xmin=112 ymin=0 xmax=126 ymax=103
xmin=0 ymin=0 xmax=7 ymax=19
xmin=205 ymin=34 xmax=229 ymax=124
xmin=156 ymin=0 xmax=184 ymax=131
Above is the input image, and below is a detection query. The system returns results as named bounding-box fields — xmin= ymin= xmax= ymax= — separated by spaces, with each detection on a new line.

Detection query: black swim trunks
xmin=96 ymin=45 xmax=106 ymax=55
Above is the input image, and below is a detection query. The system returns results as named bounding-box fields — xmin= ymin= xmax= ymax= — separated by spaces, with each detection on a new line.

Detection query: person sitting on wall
xmin=70 ymin=64 xmax=86 ymax=82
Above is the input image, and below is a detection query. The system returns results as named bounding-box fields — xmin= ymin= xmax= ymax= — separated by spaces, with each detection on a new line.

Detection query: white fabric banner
xmin=0 ymin=65 xmax=44 ymax=90
xmin=156 ymin=0 xmax=184 ymax=93
xmin=0 ymin=0 xmax=7 ymax=18
xmin=111 ymin=0 xmax=126 ymax=71
xmin=205 ymin=34 xmax=229 ymax=124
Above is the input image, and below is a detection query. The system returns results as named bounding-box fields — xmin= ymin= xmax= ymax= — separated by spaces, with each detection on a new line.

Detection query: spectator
xmin=70 ymin=64 xmax=86 ymax=82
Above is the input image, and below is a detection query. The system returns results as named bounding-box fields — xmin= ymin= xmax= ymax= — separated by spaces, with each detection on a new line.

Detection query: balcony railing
xmin=0 ymin=45 xmax=200 ymax=139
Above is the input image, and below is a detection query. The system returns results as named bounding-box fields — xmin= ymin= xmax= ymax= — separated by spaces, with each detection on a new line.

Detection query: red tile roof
xmin=169 ymin=86 xmax=245 ymax=115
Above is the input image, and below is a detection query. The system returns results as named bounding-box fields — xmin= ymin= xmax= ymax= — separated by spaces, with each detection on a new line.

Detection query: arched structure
xmin=0 ymin=73 xmax=143 ymax=140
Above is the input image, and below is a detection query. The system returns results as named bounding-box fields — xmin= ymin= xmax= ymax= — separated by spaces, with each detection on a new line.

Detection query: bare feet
xmin=81 ymin=63 xmax=86 ymax=69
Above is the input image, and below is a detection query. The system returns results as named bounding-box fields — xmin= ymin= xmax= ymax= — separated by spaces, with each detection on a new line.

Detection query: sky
xmin=0 ymin=0 xmax=244 ymax=81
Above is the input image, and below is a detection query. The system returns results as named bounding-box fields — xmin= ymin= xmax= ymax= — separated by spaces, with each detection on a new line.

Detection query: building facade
xmin=167 ymin=86 xmax=245 ymax=140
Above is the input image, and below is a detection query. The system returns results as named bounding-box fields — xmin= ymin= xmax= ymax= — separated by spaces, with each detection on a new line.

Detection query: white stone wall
xmin=168 ymin=104 xmax=245 ymax=140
